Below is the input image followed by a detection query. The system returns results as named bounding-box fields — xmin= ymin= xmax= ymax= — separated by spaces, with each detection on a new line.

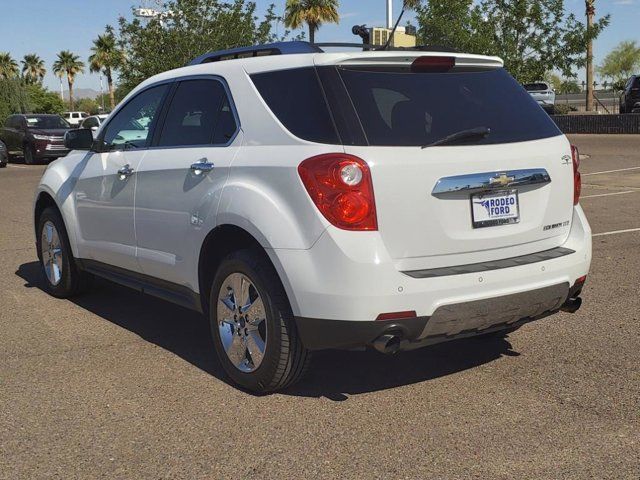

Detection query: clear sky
xmin=0 ymin=0 xmax=638 ymax=93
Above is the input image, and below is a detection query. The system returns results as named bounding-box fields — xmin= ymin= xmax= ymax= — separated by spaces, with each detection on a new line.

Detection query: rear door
xmin=332 ymin=63 xmax=574 ymax=268
xmin=134 ymin=77 xmax=242 ymax=287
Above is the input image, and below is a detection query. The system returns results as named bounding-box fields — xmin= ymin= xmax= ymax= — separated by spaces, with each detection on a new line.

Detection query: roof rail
xmin=187 ymin=41 xmax=460 ymax=66
xmin=188 ymin=41 xmax=322 ymax=66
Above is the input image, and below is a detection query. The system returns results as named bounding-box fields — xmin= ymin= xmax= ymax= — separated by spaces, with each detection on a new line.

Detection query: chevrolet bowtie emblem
xmin=489 ymin=173 xmax=515 ymax=187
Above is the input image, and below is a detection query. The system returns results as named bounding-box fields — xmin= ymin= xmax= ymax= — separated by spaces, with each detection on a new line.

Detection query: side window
xmin=101 ymin=84 xmax=168 ymax=150
xmin=83 ymin=117 xmax=98 ymax=128
xmin=157 ymin=79 xmax=237 ymax=147
xmin=5 ymin=116 xmax=16 ymax=128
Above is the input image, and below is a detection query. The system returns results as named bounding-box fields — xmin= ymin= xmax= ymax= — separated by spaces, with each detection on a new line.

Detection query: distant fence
xmin=550 ymin=114 xmax=640 ymax=134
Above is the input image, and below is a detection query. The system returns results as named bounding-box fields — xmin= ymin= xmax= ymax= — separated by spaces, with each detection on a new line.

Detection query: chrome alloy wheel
xmin=217 ymin=273 xmax=267 ymax=373
xmin=40 ymin=221 xmax=63 ymax=286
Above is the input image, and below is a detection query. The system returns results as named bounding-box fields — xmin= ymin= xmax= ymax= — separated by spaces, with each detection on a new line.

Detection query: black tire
xmin=36 ymin=206 xmax=92 ymax=298
xmin=24 ymin=144 xmax=36 ymax=165
xmin=209 ymin=249 xmax=311 ymax=393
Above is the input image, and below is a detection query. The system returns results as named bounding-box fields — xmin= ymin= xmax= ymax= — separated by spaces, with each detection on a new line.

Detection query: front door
xmin=73 ymin=83 xmax=169 ymax=270
xmin=134 ymin=77 xmax=242 ymax=289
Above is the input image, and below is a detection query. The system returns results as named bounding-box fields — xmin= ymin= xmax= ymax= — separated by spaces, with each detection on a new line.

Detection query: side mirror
xmin=64 ymin=128 xmax=94 ymax=151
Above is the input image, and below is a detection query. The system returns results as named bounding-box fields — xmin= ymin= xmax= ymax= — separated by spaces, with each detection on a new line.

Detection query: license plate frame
xmin=471 ymin=189 xmax=520 ymax=229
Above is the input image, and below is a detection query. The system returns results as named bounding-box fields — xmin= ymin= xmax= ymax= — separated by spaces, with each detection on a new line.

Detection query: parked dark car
xmin=619 ymin=75 xmax=640 ymax=114
xmin=0 ymin=140 xmax=8 ymax=168
xmin=0 ymin=114 xmax=71 ymax=164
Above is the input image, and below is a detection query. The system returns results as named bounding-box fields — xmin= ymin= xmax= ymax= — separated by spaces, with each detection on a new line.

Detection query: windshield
xmin=26 ymin=116 xmax=70 ymax=129
xmin=338 ymin=68 xmax=560 ymax=146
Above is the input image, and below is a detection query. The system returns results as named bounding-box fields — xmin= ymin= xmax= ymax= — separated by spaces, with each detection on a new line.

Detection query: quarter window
xmin=250 ymin=68 xmax=339 ymax=144
xmin=157 ymin=79 xmax=237 ymax=147
xmin=101 ymin=84 xmax=168 ymax=150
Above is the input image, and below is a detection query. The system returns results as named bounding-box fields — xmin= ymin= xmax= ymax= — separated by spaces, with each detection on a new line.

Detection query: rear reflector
xmin=411 ymin=56 xmax=455 ymax=73
xmin=376 ymin=311 xmax=417 ymax=321
xmin=571 ymin=145 xmax=581 ymax=205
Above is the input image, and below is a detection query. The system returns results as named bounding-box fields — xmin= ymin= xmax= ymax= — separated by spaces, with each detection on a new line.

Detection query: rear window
xmin=250 ymin=68 xmax=339 ymax=144
xmin=523 ymin=83 xmax=549 ymax=91
xmin=339 ymin=68 xmax=560 ymax=146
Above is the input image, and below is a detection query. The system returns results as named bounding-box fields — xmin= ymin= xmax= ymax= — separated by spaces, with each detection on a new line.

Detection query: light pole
xmin=585 ymin=0 xmax=595 ymax=112
xmin=99 ymin=74 xmax=105 ymax=112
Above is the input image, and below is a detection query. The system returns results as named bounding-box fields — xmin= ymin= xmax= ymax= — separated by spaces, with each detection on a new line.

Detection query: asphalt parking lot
xmin=1 ymin=135 xmax=638 ymax=479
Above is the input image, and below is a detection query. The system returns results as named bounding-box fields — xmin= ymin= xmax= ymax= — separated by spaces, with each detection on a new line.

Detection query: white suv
xmin=63 ymin=111 xmax=89 ymax=127
xmin=34 ymin=42 xmax=591 ymax=392
xmin=523 ymin=81 xmax=556 ymax=114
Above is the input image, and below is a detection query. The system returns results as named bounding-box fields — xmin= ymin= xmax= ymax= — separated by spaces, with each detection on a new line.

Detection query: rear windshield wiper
xmin=422 ymin=127 xmax=491 ymax=148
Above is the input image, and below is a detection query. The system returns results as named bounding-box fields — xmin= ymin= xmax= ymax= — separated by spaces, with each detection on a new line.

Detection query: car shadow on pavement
xmin=17 ymin=261 xmax=518 ymax=401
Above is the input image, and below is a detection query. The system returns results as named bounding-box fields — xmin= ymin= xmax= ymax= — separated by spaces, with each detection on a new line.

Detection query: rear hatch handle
xmin=432 ymin=169 xmax=552 ymax=197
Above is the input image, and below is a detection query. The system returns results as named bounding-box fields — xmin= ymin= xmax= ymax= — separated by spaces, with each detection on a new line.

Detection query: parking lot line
xmin=6 ymin=164 xmax=28 ymax=169
xmin=582 ymin=190 xmax=637 ymax=199
xmin=583 ymin=166 xmax=640 ymax=176
xmin=593 ymin=227 xmax=640 ymax=237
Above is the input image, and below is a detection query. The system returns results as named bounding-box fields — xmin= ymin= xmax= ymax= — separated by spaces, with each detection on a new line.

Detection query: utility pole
xmin=585 ymin=0 xmax=595 ymax=112
xmin=387 ymin=0 xmax=393 ymax=29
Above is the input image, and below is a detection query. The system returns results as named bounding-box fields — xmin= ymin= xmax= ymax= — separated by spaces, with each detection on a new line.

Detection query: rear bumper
xmin=296 ymin=282 xmax=570 ymax=351
xmin=272 ymin=205 xmax=591 ymax=349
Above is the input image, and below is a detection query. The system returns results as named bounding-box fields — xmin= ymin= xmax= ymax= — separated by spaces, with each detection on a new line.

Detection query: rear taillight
xmin=571 ymin=145 xmax=581 ymax=205
xmin=298 ymin=153 xmax=377 ymax=231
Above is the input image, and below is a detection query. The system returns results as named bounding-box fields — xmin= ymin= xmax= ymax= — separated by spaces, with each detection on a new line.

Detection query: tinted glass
xmin=523 ymin=83 xmax=549 ymax=91
xmin=251 ymin=68 xmax=339 ymax=144
xmin=25 ymin=116 xmax=70 ymax=129
xmin=102 ymin=84 xmax=168 ymax=150
xmin=338 ymin=67 xmax=560 ymax=146
xmin=158 ymin=79 xmax=236 ymax=147
xmin=82 ymin=117 xmax=99 ymax=128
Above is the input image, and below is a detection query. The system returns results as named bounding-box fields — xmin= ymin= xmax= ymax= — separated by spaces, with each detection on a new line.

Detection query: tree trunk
xmin=309 ymin=24 xmax=315 ymax=44
xmin=68 ymin=78 xmax=74 ymax=111
xmin=106 ymin=69 xmax=115 ymax=111
xmin=585 ymin=1 xmax=595 ymax=112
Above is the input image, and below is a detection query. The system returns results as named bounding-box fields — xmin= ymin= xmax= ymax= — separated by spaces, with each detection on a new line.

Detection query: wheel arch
xmin=34 ymin=191 xmax=60 ymax=235
xmin=33 ymin=190 xmax=79 ymax=257
xmin=197 ymin=224 xmax=298 ymax=316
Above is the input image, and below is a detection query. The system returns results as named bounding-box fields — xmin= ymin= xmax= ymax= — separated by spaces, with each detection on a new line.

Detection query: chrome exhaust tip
xmin=372 ymin=334 xmax=402 ymax=354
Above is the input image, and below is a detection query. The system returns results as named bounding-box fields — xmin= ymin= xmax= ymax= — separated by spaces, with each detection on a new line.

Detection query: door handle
xmin=117 ymin=164 xmax=134 ymax=180
xmin=190 ymin=158 xmax=215 ymax=176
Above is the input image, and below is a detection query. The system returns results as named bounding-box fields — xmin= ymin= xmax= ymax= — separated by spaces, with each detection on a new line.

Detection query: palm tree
xmin=52 ymin=50 xmax=84 ymax=110
xmin=21 ymin=54 xmax=46 ymax=85
xmin=284 ymin=0 xmax=339 ymax=44
xmin=89 ymin=26 xmax=123 ymax=110
xmin=0 ymin=52 xmax=19 ymax=79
